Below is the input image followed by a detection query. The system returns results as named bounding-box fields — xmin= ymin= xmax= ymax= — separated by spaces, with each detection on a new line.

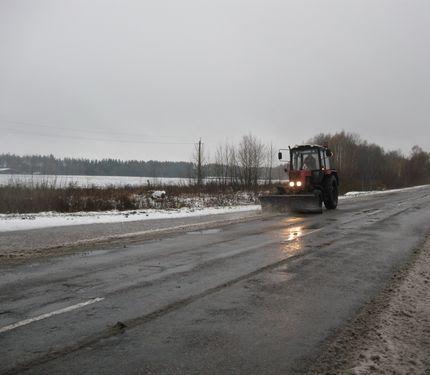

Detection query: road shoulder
xmin=310 ymin=235 xmax=430 ymax=374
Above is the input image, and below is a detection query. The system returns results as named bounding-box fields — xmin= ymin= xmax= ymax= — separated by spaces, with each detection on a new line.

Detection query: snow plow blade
xmin=260 ymin=194 xmax=322 ymax=214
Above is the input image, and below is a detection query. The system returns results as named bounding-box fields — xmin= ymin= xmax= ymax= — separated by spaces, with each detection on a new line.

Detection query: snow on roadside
xmin=0 ymin=185 xmax=427 ymax=233
xmin=0 ymin=205 xmax=260 ymax=232
xmin=339 ymin=184 xmax=428 ymax=200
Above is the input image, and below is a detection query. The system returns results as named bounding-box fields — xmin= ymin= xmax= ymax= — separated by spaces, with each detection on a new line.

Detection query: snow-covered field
xmin=0 ymin=174 xmax=189 ymax=187
xmin=0 ymin=174 xmax=280 ymax=188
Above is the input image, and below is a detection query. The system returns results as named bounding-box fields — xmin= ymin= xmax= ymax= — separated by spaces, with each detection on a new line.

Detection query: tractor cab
xmin=277 ymin=145 xmax=337 ymax=191
xmin=290 ymin=146 xmax=330 ymax=171
xmin=278 ymin=145 xmax=332 ymax=171
xmin=261 ymin=144 xmax=339 ymax=213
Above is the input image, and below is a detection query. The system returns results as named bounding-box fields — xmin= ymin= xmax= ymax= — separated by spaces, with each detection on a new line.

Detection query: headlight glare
xmin=296 ymin=181 xmax=302 ymax=187
xmin=288 ymin=181 xmax=295 ymax=187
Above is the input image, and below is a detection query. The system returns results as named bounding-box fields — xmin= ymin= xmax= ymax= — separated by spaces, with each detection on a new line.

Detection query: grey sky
xmin=1 ymin=0 xmax=429 ymax=161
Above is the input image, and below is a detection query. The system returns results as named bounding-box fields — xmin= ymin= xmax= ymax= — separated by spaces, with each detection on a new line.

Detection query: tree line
xmin=0 ymin=154 xmax=193 ymax=177
xmin=310 ymin=132 xmax=430 ymax=191
xmin=2 ymin=131 xmax=430 ymax=192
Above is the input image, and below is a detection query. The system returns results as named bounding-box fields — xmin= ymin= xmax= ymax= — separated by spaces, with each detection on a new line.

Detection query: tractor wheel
xmin=323 ymin=176 xmax=338 ymax=210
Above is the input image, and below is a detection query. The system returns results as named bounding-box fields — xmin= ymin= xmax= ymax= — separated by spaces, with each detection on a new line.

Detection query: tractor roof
xmin=291 ymin=144 xmax=326 ymax=151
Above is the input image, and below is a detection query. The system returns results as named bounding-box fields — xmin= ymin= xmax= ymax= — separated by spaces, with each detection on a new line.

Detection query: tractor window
xmin=291 ymin=150 xmax=320 ymax=171
xmin=325 ymin=154 xmax=331 ymax=169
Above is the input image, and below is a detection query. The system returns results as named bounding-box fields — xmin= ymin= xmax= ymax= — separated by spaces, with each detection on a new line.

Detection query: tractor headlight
xmin=296 ymin=181 xmax=302 ymax=187
xmin=289 ymin=181 xmax=295 ymax=187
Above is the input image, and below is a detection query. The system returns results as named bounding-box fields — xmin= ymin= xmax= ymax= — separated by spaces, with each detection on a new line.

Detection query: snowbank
xmin=340 ymin=185 xmax=428 ymax=199
xmin=0 ymin=205 xmax=260 ymax=232
xmin=151 ymin=190 xmax=166 ymax=199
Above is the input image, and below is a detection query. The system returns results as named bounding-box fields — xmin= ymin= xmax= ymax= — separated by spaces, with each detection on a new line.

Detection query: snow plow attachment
xmin=260 ymin=193 xmax=322 ymax=214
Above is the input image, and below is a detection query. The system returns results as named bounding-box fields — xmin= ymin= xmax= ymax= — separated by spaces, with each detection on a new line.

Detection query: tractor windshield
xmin=291 ymin=149 xmax=320 ymax=171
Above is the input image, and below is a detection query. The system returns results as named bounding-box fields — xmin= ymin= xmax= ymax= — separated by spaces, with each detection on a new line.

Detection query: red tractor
xmin=261 ymin=144 xmax=339 ymax=213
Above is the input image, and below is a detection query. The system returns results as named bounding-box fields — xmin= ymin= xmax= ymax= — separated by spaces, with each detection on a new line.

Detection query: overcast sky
xmin=1 ymin=0 xmax=429 ymax=161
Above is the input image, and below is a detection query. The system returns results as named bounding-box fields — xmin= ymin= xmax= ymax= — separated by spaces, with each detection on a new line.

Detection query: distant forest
xmin=1 ymin=131 xmax=430 ymax=192
xmin=309 ymin=132 xmax=430 ymax=191
xmin=0 ymin=154 xmax=195 ymax=178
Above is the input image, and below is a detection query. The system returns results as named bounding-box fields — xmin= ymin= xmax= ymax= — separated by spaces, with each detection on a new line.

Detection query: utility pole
xmin=268 ymin=142 xmax=273 ymax=185
xmin=197 ymin=138 xmax=202 ymax=186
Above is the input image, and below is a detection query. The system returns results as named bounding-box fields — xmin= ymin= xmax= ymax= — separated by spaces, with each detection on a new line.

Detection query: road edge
xmin=308 ymin=233 xmax=430 ymax=374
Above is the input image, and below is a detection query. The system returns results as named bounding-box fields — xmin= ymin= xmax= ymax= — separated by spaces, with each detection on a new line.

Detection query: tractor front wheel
xmin=323 ymin=176 xmax=338 ymax=210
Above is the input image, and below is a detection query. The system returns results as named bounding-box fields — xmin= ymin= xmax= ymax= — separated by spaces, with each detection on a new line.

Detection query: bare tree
xmin=237 ymin=134 xmax=265 ymax=187
xmin=214 ymin=143 xmax=228 ymax=184
xmin=405 ymin=145 xmax=430 ymax=185
xmin=213 ymin=141 xmax=240 ymax=185
xmin=264 ymin=142 xmax=275 ymax=185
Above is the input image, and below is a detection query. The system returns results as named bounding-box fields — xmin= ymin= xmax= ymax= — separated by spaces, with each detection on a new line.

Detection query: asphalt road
xmin=0 ymin=210 xmax=260 ymax=257
xmin=1 ymin=186 xmax=430 ymax=374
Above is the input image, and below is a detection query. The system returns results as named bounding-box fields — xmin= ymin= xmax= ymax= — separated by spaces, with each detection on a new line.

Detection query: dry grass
xmin=0 ymin=182 xmax=265 ymax=214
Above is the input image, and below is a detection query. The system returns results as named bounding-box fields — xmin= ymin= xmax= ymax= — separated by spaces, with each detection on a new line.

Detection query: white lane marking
xmin=0 ymin=297 xmax=104 ymax=334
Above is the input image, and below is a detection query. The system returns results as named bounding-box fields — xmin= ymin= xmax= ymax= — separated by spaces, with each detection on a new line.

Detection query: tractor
xmin=260 ymin=144 xmax=339 ymax=213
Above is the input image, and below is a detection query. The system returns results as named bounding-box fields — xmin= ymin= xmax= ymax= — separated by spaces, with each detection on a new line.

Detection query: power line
xmin=0 ymin=116 xmax=193 ymax=141
xmin=0 ymin=127 xmax=196 ymax=145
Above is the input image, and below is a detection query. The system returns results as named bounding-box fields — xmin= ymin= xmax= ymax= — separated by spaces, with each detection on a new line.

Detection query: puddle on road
xmin=187 ymin=228 xmax=222 ymax=235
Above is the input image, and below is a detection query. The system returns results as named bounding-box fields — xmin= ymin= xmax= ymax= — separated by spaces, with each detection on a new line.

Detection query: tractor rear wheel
xmin=323 ymin=175 xmax=338 ymax=209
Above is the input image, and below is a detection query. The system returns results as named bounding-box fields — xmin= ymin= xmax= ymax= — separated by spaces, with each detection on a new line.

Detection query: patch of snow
xmin=0 ymin=205 xmax=260 ymax=232
xmin=151 ymin=190 xmax=166 ymax=199
xmin=340 ymin=185 xmax=428 ymax=200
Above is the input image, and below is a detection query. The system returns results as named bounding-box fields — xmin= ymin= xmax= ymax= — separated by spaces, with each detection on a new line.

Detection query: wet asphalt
xmin=1 ymin=186 xmax=430 ymax=374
